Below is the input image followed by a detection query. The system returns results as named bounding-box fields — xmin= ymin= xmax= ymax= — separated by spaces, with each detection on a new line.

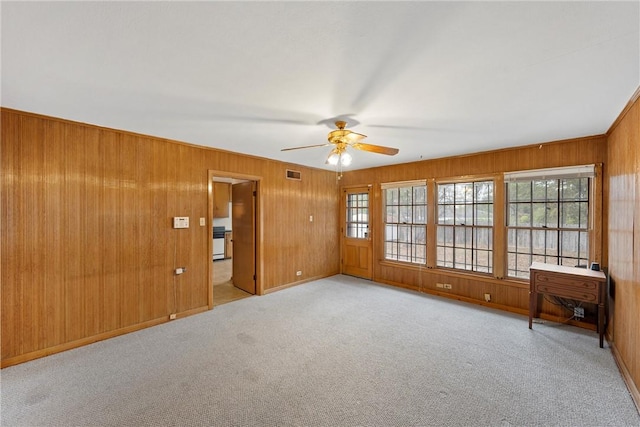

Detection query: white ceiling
xmin=2 ymin=1 xmax=639 ymax=171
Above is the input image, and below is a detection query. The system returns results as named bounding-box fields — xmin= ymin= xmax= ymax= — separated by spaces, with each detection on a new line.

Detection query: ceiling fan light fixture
xmin=340 ymin=151 xmax=352 ymax=166
xmin=327 ymin=150 xmax=340 ymax=166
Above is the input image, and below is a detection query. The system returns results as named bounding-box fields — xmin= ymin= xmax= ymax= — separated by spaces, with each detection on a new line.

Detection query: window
xmin=506 ymin=167 xmax=592 ymax=279
xmin=436 ymin=181 xmax=493 ymax=273
xmin=346 ymin=191 xmax=369 ymax=238
xmin=383 ymin=182 xmax=427 ymax=264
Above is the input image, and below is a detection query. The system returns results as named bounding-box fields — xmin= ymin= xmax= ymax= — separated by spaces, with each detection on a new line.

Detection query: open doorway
xmin=209 ymin=172 xmax=260 ymax=308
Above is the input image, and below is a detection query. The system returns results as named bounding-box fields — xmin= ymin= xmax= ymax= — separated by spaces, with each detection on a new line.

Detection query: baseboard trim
xmin=376 ymin=278 xmax=530 ymax=317
xmin=377 ymin=278 xmax=600 ymax=331
xmin=610 ymin=342 xmax=640 ymax=414
xmin=263 ymin=273 xmax=338 ymax=294
xmin=1 ymin=306 xmax=209 ymax=368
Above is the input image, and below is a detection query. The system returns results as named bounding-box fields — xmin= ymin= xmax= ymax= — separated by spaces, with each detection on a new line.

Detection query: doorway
xmin=208 ymin=171 xmax=261 ymax=308
xmin=341 ymin=186 xmax=373 ymax=279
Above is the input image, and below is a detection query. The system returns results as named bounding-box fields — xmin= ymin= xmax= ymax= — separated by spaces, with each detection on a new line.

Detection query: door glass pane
xmin=346 ymin=192 xmax=369 ymax=239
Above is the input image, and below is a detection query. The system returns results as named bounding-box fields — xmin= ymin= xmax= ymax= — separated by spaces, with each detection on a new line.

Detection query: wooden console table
xmin=529 ymin=262 xmax=607 ymax=348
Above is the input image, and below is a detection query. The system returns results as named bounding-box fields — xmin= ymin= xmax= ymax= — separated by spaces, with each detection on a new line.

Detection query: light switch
xmin=199 ymin=217 xmax=206 ymax=226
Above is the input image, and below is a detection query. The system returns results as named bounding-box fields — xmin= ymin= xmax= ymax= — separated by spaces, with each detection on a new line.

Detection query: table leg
xmin=598 ymin=302 xmax=604 ymax=348
xmin=529 ymin=291 xmax=535 ymax=329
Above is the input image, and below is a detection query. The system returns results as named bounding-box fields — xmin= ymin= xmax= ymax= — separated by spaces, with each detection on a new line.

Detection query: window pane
xmin=455 ymin=183 xmax=473 ymax=203
xmin=518 ymin=203 xmax=533 ymax=227
xmin=475 ymin=204 xmax=493 ymax=226
xmin=414 ymin=205 xmax=426 ymax=224
xmin=438 ymin=184 xmax=454 ymax=204
xmin=412 ymin=225 xmax=426 ymax=244
xmin=531 ymin=181 xmax=548 ymax=201
xmin=517 ymin=253 xmax=532 ymax=272
xmin=414 ymin=186 xmax=426 ymax=203
xmin=579 ymin=202 xmax=588 ymax=228
xmin=531 ymin=230 xmax=545 ymax=255
xmin=386 ymin=224 xmax=397 ymax=241
xmin=507 ymin=203 xmax=518 ymax=226
xmin=475 ymin=181 xmax=493 ymax=202
xmin=454 ymin=204 xmax=472 ymax=225
xmin=398 ymin=243 xmax=410 ymax=262
xmin=507 ymin=229 xmax=517 ymax=251
xmin=560 ymin=231 xmax=580 ymax=259
xmin=436 ymin=180 xmax=493 ymax=273
xmin=386 ymin=206 xmax=398 ymax=223
xmin=544 ymin=203 xmax=558 ymax=228
xmin=531 ymin=203 xmax=546 ymax=227
xmin=515 ymin=182 xmax=532 ymax=202
xmin=386 ymin=188 xmax=398 ymax=205
xmin=399 ymin=187 xmax=411 ymax=204
xmin=439 ymin=205 xmax=454 ymax=224
xmin=454 ymin=248 xmax=471 ymax=269
xmin=399 ymin=205 xmax=411 ymax=223
xmin=383 ymin=183 xmax=427 ymax=264
xmin=474 ymin=227 xmax=492 ymax=250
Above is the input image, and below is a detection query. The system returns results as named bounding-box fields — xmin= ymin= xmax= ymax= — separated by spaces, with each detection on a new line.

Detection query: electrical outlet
xmin=484 ymin=293 xmax=491 ymax=302
xmin=436 ymin=283 xmax=444 ymax=288
xmin=574 ymin=307 xmax=584 ymax=318
xmin=175 ymin=267 xmax=185 ymax=275
xmin=443 ymin=284 xmax=452 ymax=290
xmin=169 ymin=314 xmax=177 ymax=320
xmin=296 ymin=271 xmax=302 ymax=276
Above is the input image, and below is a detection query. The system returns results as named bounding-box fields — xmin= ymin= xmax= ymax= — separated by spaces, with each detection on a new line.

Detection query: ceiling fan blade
xmin=352 ymin=142 xmax=399 ymax=156
xmin=281 ymin=143 xmax=330 ymax=152
xmin=343 ymin=131 xmax=367 ymax=142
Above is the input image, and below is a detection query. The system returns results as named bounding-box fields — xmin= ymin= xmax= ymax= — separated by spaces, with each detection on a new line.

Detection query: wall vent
xmin=286 ymin=169 xmax=301 ymax=180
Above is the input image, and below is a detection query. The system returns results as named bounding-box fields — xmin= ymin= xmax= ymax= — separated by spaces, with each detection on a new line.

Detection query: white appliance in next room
xmin=213 ymin=226 xmax=226 ymax=261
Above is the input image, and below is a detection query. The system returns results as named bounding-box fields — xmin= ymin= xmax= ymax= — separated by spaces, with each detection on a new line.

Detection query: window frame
xmin=381 ymin=180 xmax=428 ymax=265
xmin=435 ymin=179 xmax=495 ymax=274
xmin=504 ymin=165 xmax=596 ymax=280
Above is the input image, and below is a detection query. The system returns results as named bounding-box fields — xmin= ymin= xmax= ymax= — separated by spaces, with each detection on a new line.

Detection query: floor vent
xmin=286 ymin=169 xmax=301 ymax=180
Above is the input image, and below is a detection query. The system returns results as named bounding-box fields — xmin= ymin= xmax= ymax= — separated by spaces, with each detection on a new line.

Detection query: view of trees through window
xmin=346 ymin=192 xmax=369 ymax=238
xmin=383 ymin=184 xmax=427 ymax=263
xmin=507 ymin=178 xmax=589 ymax=278
xmin=436 ymin=181 xmax=494 ymax=273
xmin=379 ymin=170 xmax=593 ymax=280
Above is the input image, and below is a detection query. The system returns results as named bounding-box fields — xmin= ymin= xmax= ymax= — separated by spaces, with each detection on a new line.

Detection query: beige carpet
xmin=213 ymin=259 xmax=252 ymax=307
xmin=2 ymin=275 xmax=638 ymax=426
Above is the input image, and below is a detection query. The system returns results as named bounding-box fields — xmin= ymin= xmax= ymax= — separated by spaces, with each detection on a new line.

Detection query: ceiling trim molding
xmin=607 ymin=86 xmax=640 ymax=136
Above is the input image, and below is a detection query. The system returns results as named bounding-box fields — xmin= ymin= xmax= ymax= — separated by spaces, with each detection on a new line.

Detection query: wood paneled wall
xmin=606 ymin=87 xmax=640 ymax=408
xmin=340 ymin=135 xmax=608 ymax=323
xmin=1 ymin=108 xmax=340 ymax=366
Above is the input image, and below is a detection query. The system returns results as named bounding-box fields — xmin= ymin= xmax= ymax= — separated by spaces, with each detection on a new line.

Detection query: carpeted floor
xmin=1 ymin=275 xmax=638 ymax=426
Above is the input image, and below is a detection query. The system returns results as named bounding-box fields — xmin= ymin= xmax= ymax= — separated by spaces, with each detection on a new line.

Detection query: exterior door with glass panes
xmin=341 ymin=187 xmax=372 ymax=279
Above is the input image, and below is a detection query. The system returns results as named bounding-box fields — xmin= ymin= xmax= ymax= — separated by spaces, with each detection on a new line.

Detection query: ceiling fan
xmin=281 ymin=120 xmax=399 ymax=167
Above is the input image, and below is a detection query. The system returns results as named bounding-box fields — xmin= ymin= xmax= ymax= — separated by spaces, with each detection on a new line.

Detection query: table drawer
xmin=532 ymin=272 xmax=599 ymax=302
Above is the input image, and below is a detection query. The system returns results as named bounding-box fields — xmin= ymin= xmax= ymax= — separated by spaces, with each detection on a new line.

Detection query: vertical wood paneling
xmin=149 ymin=138 xmax=170 ymax=320
xmin=101 ymin=128 xmax=120 ymax=333
xmin=21 ymin=115 xmax=46 ymax=354
xmin=43 ymin=120 xmax=66 ymax=347
xmin=2 ymin=112 xmax=20 ymax=359
xmin=1 ymin=108 xmax=340 ymax=366
xmin=83 ymin=126 xmax=104 ymax=337
xmin=64 ymin=123 xmax=87 ymax=343
xmin=607 ymin=88 xmax=640 ymax=405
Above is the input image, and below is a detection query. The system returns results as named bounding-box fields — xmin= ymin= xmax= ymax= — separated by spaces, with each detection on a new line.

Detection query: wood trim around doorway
xmin=208 ymin=170 xmax=263 ymax=309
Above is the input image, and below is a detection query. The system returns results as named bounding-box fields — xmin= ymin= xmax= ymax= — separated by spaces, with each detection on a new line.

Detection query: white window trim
xmin=504 ymin=165 xmax=595 ymax=182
